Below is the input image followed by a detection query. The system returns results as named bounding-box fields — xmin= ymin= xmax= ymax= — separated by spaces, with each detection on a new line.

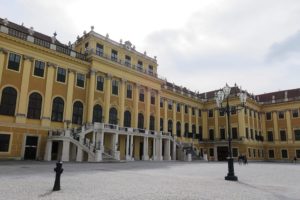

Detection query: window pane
xmin=34 ymin=60 xmax=45 ymax=77
xmin=8 ymin=53 xmax=21 ymax=71
xmin=0 ymin=134 xmax=10 ymax=152
xmin=57 ymin=67 xmax=66 ymax=83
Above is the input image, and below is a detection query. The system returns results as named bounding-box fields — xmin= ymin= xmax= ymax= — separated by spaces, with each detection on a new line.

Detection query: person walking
xmin=294 ymin=156 xmax=297 ymax=164
xmin=243 ymin=155 xmax=248 ymax=165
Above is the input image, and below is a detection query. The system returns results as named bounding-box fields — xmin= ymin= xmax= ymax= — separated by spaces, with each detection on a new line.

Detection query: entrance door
xmin=139 ymin=142 xmax=143 ymax=160
xmin=24 ymin=136 xmax=38 ymax=160
xmin=217 ymin=146 xmax=228 ymax=161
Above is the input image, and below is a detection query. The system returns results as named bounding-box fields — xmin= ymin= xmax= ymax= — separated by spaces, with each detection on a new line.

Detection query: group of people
xmin=238 ymin=155 xmax=248 ymax=165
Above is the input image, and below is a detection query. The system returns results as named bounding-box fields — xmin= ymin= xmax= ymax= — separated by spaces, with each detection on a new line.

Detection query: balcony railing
xmin=1 ymin=25 xmax=86 ymax=61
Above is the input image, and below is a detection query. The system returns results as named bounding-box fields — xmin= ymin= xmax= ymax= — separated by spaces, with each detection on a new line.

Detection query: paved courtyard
xmin=0 ymin=161 xmax=299 ymax=200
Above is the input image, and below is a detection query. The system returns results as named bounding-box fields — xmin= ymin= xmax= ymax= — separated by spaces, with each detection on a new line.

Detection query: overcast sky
xmin=1 ymin=0 xmax=300 ymax=94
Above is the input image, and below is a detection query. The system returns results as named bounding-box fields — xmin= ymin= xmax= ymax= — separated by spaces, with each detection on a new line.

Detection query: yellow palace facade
xmin=0 ymin=18 xmax=299 ymax=162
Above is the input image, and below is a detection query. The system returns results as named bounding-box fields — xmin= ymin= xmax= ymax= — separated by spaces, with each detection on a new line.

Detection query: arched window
xmin=72 ymin=101 xmax=83 ymax=125
xmin=51 ymin=97 xmax=64 ymax=122
xmin=176 ymin=122 xmax=181 ymax=137
xmin=27 ymin=92 xmax=42 ymax=119
xmin=168 ymin=120 xmax=173 ymax=134
xmin=109 ymin=107 xmax=118 ymax=125
xmin=184 ymin=123 xmax=189 ymax=137
xmin=138 ymin=113 xmax=144 ymax=129
xmin=0 ymin=87 xmax=17 ymax=116
xmin=93 ymin=104 xmax=102 ymax=123
xmin=124 ymin=110 xmax=131 ymax=127
xmin=149 ymin=116 xmax=155 ymax=130
xmin=160 ymin=118 xmax=163 ymax=131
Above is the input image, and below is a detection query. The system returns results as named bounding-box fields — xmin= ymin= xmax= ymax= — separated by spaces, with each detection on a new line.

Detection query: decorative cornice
xmin=68 ymin=68 xmax=76 ymax=74
xmin=106 ymin=73 xmax=112 ymax=79
xmin=23 ymin=55 xmax=34 ymax=62
xmin=47 ymin=62 xmax=57 ymax=68
xmin=41 ymin=116 xmax=51 ymax=120
xmin=0 ymin=48 xmax=8 ymax=54
xmin=90 ymin=68 xmax=97 ymax=75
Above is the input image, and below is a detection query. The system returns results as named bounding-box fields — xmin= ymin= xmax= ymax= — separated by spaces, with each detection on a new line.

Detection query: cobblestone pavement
xmin=0 ymin=161 xmax=299 ymax=200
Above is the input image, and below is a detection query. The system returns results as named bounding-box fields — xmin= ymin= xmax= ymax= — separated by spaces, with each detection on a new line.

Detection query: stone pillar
xmin=44 ymin=140 xmax=52 ymax=161
xmin=155 ymin=91 xmax=161 ymax=132
xmin=163 ymin=99 xmax=168 ymax=132
xmin=0 ymin=48 xmax=8 ymax=85
xmin=214 ymin=110 xmax=219 ymax=139
xmin=41 ymin=63 xmax=56 ymax=127
xmin=152 ymin=138 xmax=157 ymax=160
xmin=252 ymin=110 xmax=255 ymax=135
xmin=16 ymin=55 xmax=33 ymax=123
xmin=172 ymin=136 xmax=177 ymax=160
xmin=272 ymin=112 xmax=279 ymax=141
xmin=112 ymin=133 xmax=120 ymax=160
xmin=172 ymin=101 xmax=176 ymax=136
xmin=130 ymin=135 xmax=134 ymax=160
xmin=188 ymin=106 xmax=192 ymax=132
xmin=119 ymin=79 xmax=126 ymax=127
xmin=143 ymin=137 xmax=149 ymax=160
xmin=214 ymin=145 xmax=218 ymax=161
xmin=286 ymin=110 xmax=293 ymax=141
xmin=202 ymin=110 xmax=208 ymax=139
xmin=126 ymin=134 xmax=130 ymax=160
xmin=64 ymin=69 xmax=75 ymax=126
xmin=145 ymin=87 xmax=151 ymax=130
xmin=104 ymin=74 xmax=112 ymax=123
xmin=247 ymin=109 xmax=251 ymax=137
xmin=195 ymin=109 xmax=199 ymax=134
xmin=87 ymin=69 xmax=96 ymax=124
xmin=181 ymin=104 xmax=185 ymax=137
xmin=76 ymin=147 xmax=83 ymax=162
xmin=157 ymin=137 xmax=163 ymax=160
xmin=164 ymin=139 xmax=171 ymax=160
xmin=61 ymin=140 xmax=70 ymax=162
xmin=261 ymin=113 xmax=267 ymax=139
xmin=133 ymin=84 xmax=139 ymax=128
xmin=238 ymin=108 xmax=246 ymax=138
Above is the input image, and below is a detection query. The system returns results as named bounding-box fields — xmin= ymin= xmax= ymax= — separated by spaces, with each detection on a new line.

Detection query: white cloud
xmin=1 ymin=0 xmax=300 ymax=94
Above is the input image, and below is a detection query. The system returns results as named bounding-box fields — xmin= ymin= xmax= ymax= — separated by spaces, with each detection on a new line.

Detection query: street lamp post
xmin=215 ymin=84 xmax=247 ymax=181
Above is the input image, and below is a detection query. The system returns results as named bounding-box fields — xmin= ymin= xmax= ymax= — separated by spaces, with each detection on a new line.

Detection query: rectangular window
xmin=220 ymin=128 xmax=226 ymax=140
xmin=268 ymin=149 xmax=275 ymax=158
xmin=111 ymin=49 xmax=118 ymax=61
xmin=208 ymin=109 xmax=214 ymax=117
xmin=96 ymin=76 xmax=104 ymax=91
xmin=280 ymin=130 xmax=287 ymax=141
xmin=168 ymin=100 xmax=172 ymax=110
xmin=267 ymin=131 xmax=274 ymax=142
xmin=112 ymin=80 xmax=119 ymax=95
xmin=96 ymin=43 xmax=104 ymax=56
xmin=244 ymin=108 xmax=247 ymax=114
xmin=278 ymin=111 xmax=284 ymax=119
xmin=151 ymin=96 xmax=155 ymax=105
xmin=126 ymin=84 xmax=132 ymax=98
xmin=250 ymin=129 xmax=254 ymax=139
xmin=281 ymin=149 xmax=288 ymax=159
xmin=177 ymin=104 xmax=181 ymax=112
xmin=232 ymin=127 xmax=238 ymax=139
xmin=148 ymin=65 xmax=153 ymax=75
xmin=198 ymin=110 xmax=201 ymax=117
xmin=0 ymin=134 xmax=10 ymax=152
xmin=219 ymin=110 xmax=225 ymax=116
xmin=33 ymin=60 xmax=45 ymax=77
xmin=57 ymin=67 xmax=66 ymax=83
xmin=209 ymin=129 xmax=214 ymax=140
xmin=76 ymin=73 xmax=85 ymax=88
xmin=125 ymin=55 xmax=131 ymax=67
xmin=248 ymin=148 xmax=252 ymax=157
xmin=8 ymin=53 xmax=21 ymax=71
xmin=232 ymin=148 xmax=238 ymax=157
xmin=258 ymin=149 xmax=261 ymax=157
xmin=137 ymin=60 xmax=143 ymax=71
xmin=296 ymin=150 xmax=300 ymax=158
xmin=294 ymin=129 xmax=300 ymax=141
xmin=249 ymin=110 xmax=252 ymax=117
xmin=231 ymin=106 xmax=236 ymax=115
xmin=185 ymin=105 xmax=188 ymax=114
xmin=253 ymin=149 xmax=256 ymax=157
xmin=292 ymin=109 xmax=299 ymax=118
xmin=139 ymin=89 xmax=144 ymax=102
xmin=160 ymin=98 xmax=163 ymax=107
xmin=266 ymin=112 xmax=272 ymax=120
xmin=192 ymin=108 xmax=195 ymax=115
xmin=253 ymin=111 xmax=256 ymax=118
xmin=246 ymin=128 xmax=249 ymax=139
xmin=209 ymin=148 xmax=214 ymax=157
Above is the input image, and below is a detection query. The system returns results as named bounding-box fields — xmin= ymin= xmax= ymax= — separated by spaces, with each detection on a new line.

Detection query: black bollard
xmin=53 ymin=161 xmax=64 ymax=191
